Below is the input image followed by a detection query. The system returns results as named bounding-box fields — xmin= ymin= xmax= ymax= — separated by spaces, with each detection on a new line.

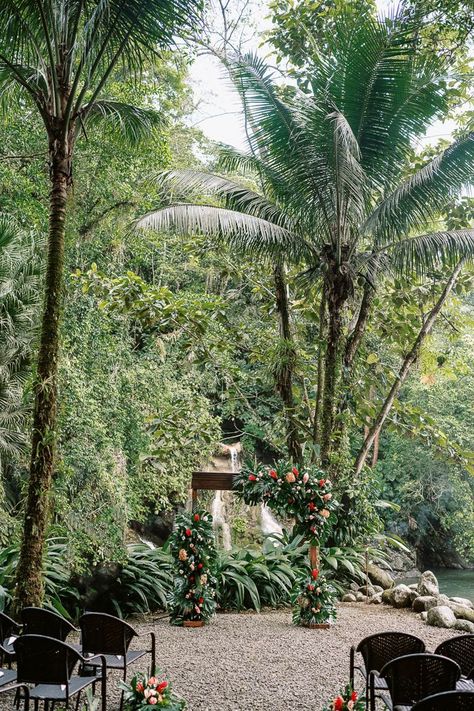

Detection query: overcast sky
xmin=187 ymin=0 xmax=456 ymax=151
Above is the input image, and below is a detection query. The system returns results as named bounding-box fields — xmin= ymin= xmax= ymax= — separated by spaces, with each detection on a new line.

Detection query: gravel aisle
xmin=0 ymin=604 xmax=459 ymax=711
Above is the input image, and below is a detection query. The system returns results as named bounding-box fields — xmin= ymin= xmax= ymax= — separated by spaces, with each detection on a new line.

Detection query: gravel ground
xmin=0 ymin=603 xmax=460 ymax=711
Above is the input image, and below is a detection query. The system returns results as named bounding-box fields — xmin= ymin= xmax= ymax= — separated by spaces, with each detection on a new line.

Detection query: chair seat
xmin=30 ymin=675 xmax=98 ymax=700
xmin=84 ymin=648 xmax=147 ymax=670
xmin=0 ymin=669 xmax=17 ymax=688
xmin=457 ymin=678 xmax=474 ymax=692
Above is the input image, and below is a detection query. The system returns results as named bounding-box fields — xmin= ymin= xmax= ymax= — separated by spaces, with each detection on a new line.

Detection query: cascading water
xmin=211 ymin=444 xmax=237 ymax=551
xmin=260 ymin=504 xmax=283 ymax=537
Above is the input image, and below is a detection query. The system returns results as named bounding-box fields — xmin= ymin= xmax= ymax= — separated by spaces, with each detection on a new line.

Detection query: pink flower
xmin=147 ymin=677 xmax=157 ymax=687
xmin=321 ymin=509 xmax=330 ymax=518
xmin=148 ymin=698 xmax=158 ymax=705
xmin=347 ymin=701 xmax=354 ymax=710
xmin=323 ymin=493 xmax=332 ymax=501
xmin=302 ymin=473 xmax=309 ymax=484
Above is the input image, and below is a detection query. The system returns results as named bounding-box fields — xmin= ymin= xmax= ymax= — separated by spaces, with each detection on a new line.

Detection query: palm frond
xmin=79 ymin=100 xmax=161 ymax=143
xmin=136 ymin=204 xmax=308 ymax=260
xmin=365 ymin=132 xmax=474 ymax=241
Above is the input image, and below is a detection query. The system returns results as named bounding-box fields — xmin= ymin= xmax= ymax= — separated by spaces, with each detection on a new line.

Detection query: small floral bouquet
xmin=120 ymin=672 xmax=186 ymax=709
xmin=291 ymin=567 xmax=337 ymax=626
xmin=168 ymin=510 xmax=217 ymax=625
xmin=322 ymin=684 xmax=364 ymax=711
xmin=233 ymin=461 xmax=336 ymax=545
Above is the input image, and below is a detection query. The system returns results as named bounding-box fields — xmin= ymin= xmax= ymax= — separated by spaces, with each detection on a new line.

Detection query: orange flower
xmin=286 ymin=472 xmax=296 ymax=483
xmin=321 ymin=509 xmax=330 ymax=518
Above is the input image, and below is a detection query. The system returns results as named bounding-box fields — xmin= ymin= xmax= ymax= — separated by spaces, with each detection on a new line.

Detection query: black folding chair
xmin=0 ymin=610 xmax=21 ymax=665
xmin=411 ymin=690 xmax=474 ymax=710
xmin=350 ymin=632 xmax=425 ymax=709
xmin=370 ymin=653 xmax=461 ymax=711
xmin=14 ymin=634 xmax=106 ymax=711
xmin=0 ymin=683 xmax=30 ymax=711
xmin=435 ymin=634 xmax=474 ymax=690
xmin=79 ymin=612 xmax=155 ymax=710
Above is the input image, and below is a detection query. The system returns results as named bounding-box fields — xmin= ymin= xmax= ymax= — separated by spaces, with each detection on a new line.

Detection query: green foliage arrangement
xmin=291 ymin=567 xmax=336 ymax=626
xmin=120 ymin=672 xmax=185 ymax=710
xmin=234 ymin=462 xmax=337 ymax=545
xmin=322 ymin=684 xmax=364 ymax=711
xmin=168 ymin=511 xmax=217 ymax=625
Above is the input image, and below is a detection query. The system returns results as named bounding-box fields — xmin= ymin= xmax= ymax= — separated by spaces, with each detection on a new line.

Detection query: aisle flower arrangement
xmin=322 ymin=684 xmax=364 ymax=711
xmin=121 ymin=671 xmax=186 ymax=709
xmin=234 ymin=461 xmax=338 ymax=626
xmin=291 ymin=567 xmax=337 ymax=627
xmin=233 ymin=461 xmax=336 ymax=545
xmin=168 ymin=510 xmax=216 ymax=626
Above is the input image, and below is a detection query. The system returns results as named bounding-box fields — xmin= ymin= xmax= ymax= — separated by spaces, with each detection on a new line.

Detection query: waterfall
xmin=260 ymin=504 xmax=283 ymax=537
xmin=211 ymin=443 xmax=238 ymax=551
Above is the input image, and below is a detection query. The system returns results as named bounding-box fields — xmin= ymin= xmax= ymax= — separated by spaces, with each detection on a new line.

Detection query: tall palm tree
xmin=0 ymin=0 xmax=202 ymax=608
xmin=137 ymin=7 xmax=474 ymax=472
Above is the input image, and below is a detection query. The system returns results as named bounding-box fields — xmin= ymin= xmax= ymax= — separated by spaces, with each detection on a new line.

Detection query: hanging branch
xmin=354 ymin=259 xmax=465 ymax=475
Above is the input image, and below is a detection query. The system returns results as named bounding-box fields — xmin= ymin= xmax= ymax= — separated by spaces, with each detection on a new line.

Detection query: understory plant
xmin=322 ymin=684 xmax=364 ymax=711
xmin=168 ymin=511 xmax=217 ymax=625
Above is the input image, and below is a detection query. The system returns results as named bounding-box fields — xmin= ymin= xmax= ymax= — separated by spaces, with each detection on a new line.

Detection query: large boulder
xmin=454 ymin=619 xmax=474 ymax=633
xmin=413 ymin=596 xmax=437 ymax=613
xmin=449 ymin=603 xmax=474 ymax=623
xmin=355 ymin=592 xmax=366 ymax=602
xmin=367 ymin=563 xmax=394 ymax=590
xmin=382 ymin=588 xmax=394 ymax=605
xmin=358 ymin=584 xmax=376 ymax=597
xmin=425 ymin=594 xmax=450 ymax=610
xmin=450 ymin=597 xmax=473 ymax=609
xmin=427 ymin=605 xmax=456 ymax=629
xmin=342 ymin=593 xmax=357 ymax=603
xmin=371 ymin=593 xmax=383 ymax=605
xmin=417 ymin=571 xmax=439 ymax=597
xmin=391 ymin=584 xmax=413 ymax=608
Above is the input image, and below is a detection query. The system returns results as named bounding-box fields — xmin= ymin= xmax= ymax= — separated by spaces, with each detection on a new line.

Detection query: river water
xmin=401 ymin=569 xmax=474 ymax=602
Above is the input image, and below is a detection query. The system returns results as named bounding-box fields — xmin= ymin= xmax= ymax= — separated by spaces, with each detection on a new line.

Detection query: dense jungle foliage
xmin=0 ymin=0 xmax=472 ymax=614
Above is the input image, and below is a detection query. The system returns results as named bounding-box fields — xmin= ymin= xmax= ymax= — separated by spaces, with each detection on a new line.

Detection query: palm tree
xmin=137 ymin=8 xmax=474 ymax=472
xmin=0 ymin=0 xmax=202 ymax=609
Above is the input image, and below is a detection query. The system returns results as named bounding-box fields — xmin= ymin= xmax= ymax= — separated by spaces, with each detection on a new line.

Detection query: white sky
xmin=188 ymin=0 xmax=456 ymax=151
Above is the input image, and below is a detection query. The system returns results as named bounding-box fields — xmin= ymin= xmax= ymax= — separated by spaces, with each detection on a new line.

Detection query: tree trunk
xmin=311 ymin=291 xmax=326 ymax=455
xmin=14 ymin=135 xmax=71 ymax=610
xmin=354 ymin=260 xmax=465 ymax=475
xmin=273 ymin=263 xmax=303 ymax=465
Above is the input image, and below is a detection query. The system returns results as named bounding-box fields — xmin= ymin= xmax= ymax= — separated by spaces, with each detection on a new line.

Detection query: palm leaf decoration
xmin=137 ymin=4 xmax=474 ymax=471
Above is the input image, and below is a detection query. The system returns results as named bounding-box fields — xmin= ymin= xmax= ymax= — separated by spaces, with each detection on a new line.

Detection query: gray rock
xmin=450 ymin=597 xmax=474 ymax=609
xmin=342 ymin=593 xmax=357 ymax=603
xmin=391 ymin=584 xmax=413 ymax=608
xmin=355 ymin=592 xmax=366 ymax=602
xmin=358 ymin=585 xmax=375 ymax=597
xmin=425 ymin=594 xmax=449 ymax=611
xmin=371 ymin=593 xmax=383 ymax=605
xmin=371 ymin=585 xmax=384 ymax=595
xmin=413 ymin=596 xmax=437 ymax=613
xmin=408 ymin=584 xmax=419 ymax=590
xmin=408 ymin=590 xmax=419 ymax=604
xmin=420 ymin=611 xmax=428 ymax=621
xmin=382 ymin=588 xmax=394 ymax=605
xmin=427 ymin=605 xmax=456 ymax=629
xmin=367 ymin=563 xmax=394 ymax=590
xmin=454 ymin=619 xmax=474 ymax=633
xmin=418 ymin=570 xmax=439 ymax=597
xmin=349 ymin=582 xmax=359 ymax=593
xmin=449 ymin=603 xmax=474 ymax=623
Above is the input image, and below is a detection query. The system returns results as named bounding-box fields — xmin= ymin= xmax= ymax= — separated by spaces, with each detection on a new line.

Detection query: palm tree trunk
xmin=273 ymin=263 xmax=303 ymax=465
xmin=354 ymin=260 xmax=465 ymax=476
xmin=14 ymin=136 xmax=70 ymax=610
xmin=311 ymin=292 xmax=326 ymax=455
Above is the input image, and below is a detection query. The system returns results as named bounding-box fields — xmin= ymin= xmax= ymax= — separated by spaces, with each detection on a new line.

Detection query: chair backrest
xmin=0 ymin=611 xmax=19 ymax=643
xmin=79 ymin=612 xmax=137 ymax=657
xmin=357 ymin=631 xmax=425 ymax=674
xmin=21 ymin=607 xmax=76 ymax=642
xmin=14 ymin=635 xmax=80 ymax=685
xmin=380 ymin=653 xmax=461 ymax=706
xmin=411 ymin=691 xmax=474 ymax=710
xmin=435 ymin=635 xmax=474 ymax=677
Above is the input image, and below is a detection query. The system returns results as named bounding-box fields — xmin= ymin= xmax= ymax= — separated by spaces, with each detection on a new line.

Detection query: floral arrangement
xmin=291 ymin=567 xmax=337 ymax=626
xmin=234 ymin=461 xmax=337 ymax=545
xmin=120 ymin=672 xmax=186 ymax=709
xmin=168 ymin=510 xmax=216 ymax=625
xmin=322 ymin=684 xmax=365 ymax=711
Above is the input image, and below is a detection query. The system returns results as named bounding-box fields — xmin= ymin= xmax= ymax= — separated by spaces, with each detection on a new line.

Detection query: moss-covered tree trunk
xmin=273 ymin=262 xmax=303 ymax=465
xmin=14 ymin=129 xmax=72 ymax=610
